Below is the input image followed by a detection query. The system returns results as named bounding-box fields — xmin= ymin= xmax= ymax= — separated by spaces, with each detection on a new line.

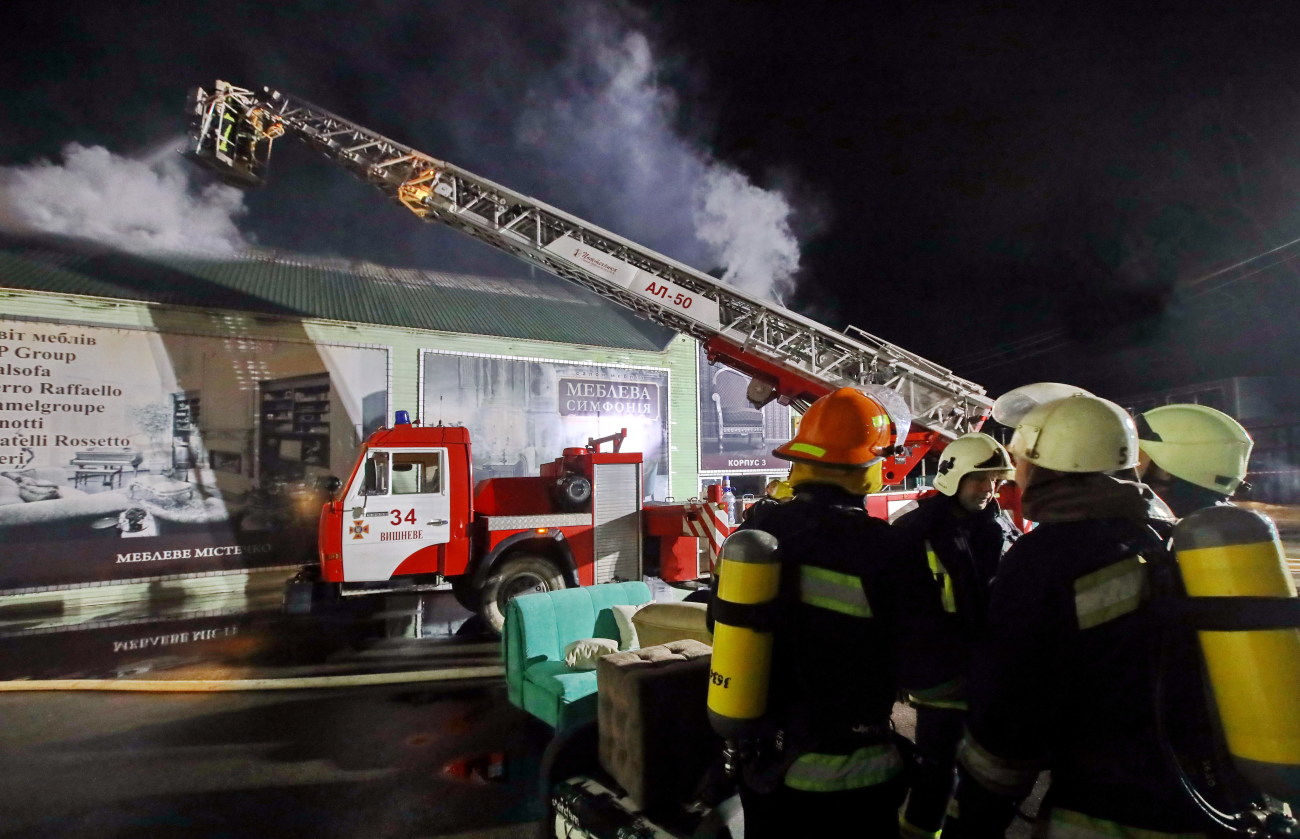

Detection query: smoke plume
xmin=694 ymin=168 xmax=801 ymax=302
xmin=0 ymin=0 xmax=807 ymax=300
xmin=0 ymin=141 xmax=249 ymax=255
xmin=511 ymin=5 xmax=804 ymax=303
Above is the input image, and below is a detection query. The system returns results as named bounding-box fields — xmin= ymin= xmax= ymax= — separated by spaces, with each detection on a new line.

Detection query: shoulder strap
xmin=1135 ymin=522 xmax=1300 ymax=631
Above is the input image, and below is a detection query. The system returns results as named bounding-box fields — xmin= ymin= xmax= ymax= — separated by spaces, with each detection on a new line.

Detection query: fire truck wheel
xmin=480 ymin=554 xmax=566 ymax=634
xmin=450 ymin=576 xmax=478 ymax=612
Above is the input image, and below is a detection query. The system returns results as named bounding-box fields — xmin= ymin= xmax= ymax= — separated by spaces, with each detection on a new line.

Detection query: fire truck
xmin=312 ymin=413 xmax=726 ymax=632
xmin=184 ymin=81 xmax=995 ymax=633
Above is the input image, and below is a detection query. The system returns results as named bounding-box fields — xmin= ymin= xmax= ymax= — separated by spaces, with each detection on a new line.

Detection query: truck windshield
xmin=392 ymin=452 xmax=442 ymax=495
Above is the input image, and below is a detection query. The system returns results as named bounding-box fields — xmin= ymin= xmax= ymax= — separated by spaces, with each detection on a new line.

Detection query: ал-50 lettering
xmin=642 ymin=281 xmax=693 ymax=309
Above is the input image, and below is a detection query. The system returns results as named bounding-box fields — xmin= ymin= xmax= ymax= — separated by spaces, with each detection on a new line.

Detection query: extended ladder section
xmin=186 ymin=81 xmax=992 ymax=444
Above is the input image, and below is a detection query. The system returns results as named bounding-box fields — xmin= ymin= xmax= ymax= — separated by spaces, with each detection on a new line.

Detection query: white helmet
xmin=1008 ymin=394 xmax=1139 ymax=473
xmin=992 ymin=382 xmax=1093 ymax=427
xmin=1138 ymin=404 xmax=1253 ymax=494
xmin=933 ymin=432 xmax=1014 ymax=496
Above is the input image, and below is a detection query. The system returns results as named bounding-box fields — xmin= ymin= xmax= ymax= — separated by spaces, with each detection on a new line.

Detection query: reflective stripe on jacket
xmin=956 ymin=733 xmax=1042 ymax=799
xmin=926 ymin=540 xmax=958 ymax=614
xmin=800 ymin=564 xmax=872 ymax=617
xmin=1044 ymin=807 xmax=1205 ymax=839
xmin=785 ymin=742 xmax=903 ymax=792
xmin=1073 ymin=555 xmax=1146 ymax=630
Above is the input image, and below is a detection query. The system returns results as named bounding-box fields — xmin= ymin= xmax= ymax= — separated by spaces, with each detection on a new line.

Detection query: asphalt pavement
xmin=0 ymin=569 xmax=495 ymax=683
xmin=0 ymin=568 xmax=1039 ymax=839
xmin=0 ymin=571 xmax=552 ymax=838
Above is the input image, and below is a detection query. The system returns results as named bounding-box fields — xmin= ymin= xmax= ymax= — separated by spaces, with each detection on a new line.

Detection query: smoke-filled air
xmin=0 ymin=1 xmax=806 ymax=302
xmin=513 ymin=7 xmax=804 ymax=303
xmin=0 ymin=141 xmax=250 ymax=255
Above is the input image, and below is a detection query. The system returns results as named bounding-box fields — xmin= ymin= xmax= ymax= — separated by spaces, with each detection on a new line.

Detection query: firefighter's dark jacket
xmin=891 ymin=493 xmax=1019 ymax=670
xmin=722 ymin=482 xmax=959 ymax=749
xmin=958 ymin=472 xmax=1205 ymax=833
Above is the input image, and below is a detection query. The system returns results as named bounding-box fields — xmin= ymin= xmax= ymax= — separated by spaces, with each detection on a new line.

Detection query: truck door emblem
xmin=350 ymin=521 xmax=370 ymax=539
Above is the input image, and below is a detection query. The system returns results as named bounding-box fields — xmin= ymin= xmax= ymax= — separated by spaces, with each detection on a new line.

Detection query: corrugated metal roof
xmin=0 ymin=233 xmax=676 ymax=351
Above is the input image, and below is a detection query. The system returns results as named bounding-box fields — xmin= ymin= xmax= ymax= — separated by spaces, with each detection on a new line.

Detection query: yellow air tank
xmin=1173 ymin=505 xmax=1300 ymax=801
xmin=707 ymin=528 xmax=783 ymax=741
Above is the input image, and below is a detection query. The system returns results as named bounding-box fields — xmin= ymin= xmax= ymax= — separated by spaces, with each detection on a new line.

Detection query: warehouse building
xmin=0 ymin=232 xmax=791 ymax=596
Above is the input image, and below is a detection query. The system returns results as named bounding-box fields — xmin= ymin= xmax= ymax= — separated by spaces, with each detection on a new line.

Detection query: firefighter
xmin=708 ymin=387 xmax=957 ymax=839
xmin=947 ymin=392 xmax=1209 ymax=838
xmin=1135 ymin=404 xmax=1263 ymax=817
xmin=1136 ymin=403 xmax=1253 ymax=518
xmin=742 ymin=477 xmax=793 ymax=523
xmin=891 ymin=432 xmax=1020 ymax=838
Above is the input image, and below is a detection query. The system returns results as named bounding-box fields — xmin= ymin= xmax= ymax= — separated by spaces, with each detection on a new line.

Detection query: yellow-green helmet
xmin=933 ymin=432 xmax=1014 ymax=496
xmin=1009 ymin=394 xmax=1139 ymax=473
xmin=1138 ymin=404 xmax=1253 ymax=494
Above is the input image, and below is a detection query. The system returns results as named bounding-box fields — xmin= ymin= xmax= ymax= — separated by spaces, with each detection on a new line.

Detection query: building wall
xmin=0 ymin=287 xmax=701 ymax=591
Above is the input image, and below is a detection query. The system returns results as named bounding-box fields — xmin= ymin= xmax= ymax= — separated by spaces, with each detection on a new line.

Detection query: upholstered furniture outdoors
xmin=629 ymin=601 xmax=711 ymax=647
xmin=597 ymin=640 xmax=717 ymax=815
xmin=503 ymin=581 xmax=652 ymax=730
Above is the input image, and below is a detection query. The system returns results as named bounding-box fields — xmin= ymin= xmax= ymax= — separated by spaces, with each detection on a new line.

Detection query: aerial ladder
xmin=184 ymin=81 xmax=993 ymax=483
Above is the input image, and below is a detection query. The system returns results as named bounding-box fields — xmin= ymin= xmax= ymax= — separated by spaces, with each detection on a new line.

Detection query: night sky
xmin=3 ymin=0 xmax=1299 ymax=402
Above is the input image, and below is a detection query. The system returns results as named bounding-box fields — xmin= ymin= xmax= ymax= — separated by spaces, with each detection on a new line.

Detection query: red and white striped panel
xmin=683 ymin=502 xmax=735 ymax=570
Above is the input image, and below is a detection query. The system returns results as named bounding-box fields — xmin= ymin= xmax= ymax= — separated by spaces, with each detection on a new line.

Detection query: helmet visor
xmin=857 ymin=384 xmax=911 ymax=451
xmin=992 ymin=382 xmax=1093 ymax=427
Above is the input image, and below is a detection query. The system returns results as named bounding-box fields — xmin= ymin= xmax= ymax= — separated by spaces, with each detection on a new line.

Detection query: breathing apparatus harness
xmin=706 ymin=499 xmax=902 ymax=797
xmin=706 ymin=517 xmax=812 ymax=794
xmin=1131 ymin=514 xmax=1300 ymax=837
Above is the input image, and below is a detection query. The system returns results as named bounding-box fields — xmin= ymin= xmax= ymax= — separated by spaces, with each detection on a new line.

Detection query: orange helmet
xmin=773 ymin=387 xmax=893 ymax=469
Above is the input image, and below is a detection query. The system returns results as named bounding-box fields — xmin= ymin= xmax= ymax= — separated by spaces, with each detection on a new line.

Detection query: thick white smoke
xmin=0 ymin=141 xmax=249 ymax=255
xmin=694 ymin=168 xmax=801 ymax=302
xmin=517 ymin=10 xmax=804 ymax=304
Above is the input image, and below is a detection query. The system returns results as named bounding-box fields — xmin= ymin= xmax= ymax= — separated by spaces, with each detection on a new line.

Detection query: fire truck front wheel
xmin=450 ymin=576 xmax=478 ymax=612
xmin=480 ymin=554 xmax=566 ymax=634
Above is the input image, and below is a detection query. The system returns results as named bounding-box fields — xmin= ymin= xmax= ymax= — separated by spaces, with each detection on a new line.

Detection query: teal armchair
xmin=503 ymin=581 xmax=652 ymax=730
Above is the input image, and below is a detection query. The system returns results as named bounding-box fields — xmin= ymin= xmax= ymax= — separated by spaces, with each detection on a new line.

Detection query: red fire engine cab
xmin=312 ymin=410 xmax=724 ymax=632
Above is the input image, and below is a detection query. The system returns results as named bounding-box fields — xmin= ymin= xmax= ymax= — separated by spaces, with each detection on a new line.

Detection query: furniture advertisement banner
xmin=0 ymin=318 xmax=387 ymax=590
xmin=697 ymin=346 xmax=792 ymax=474
xmin=420 ymin=351 xmax=670 ymax=500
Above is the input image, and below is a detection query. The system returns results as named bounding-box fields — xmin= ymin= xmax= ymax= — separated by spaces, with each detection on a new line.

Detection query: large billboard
xmin=697 ymin=346 xmax=793 ymax=474
xmin=420 ymin=351 xmax=670 ymax=500
xmin=0 ymin=319 xmax=387 ymax=590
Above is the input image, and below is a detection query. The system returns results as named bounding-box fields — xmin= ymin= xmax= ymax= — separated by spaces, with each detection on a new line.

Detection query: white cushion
xmin=564 ymin=637 xmax=620 ymax=671
xmin=631 ymin=601 xmax=712 ymax=647
xmin=610 ymin=603 xmax=646 ymax=650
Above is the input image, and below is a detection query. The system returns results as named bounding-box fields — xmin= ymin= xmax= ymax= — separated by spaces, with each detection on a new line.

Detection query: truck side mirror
xmin=360 ymin=452 xmax=389 ymax=496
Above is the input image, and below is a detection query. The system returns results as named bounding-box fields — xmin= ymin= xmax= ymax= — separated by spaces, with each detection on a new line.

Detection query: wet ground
xmin=0 ymin=574 xmax=552 ymax=838
xmin=0 ymin=569 xmax=1038 ymax=839
xmin=0 ymin=679 xmax=553 ymax=838
xmin=0 ymin=572 xmax=497 ymax=683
